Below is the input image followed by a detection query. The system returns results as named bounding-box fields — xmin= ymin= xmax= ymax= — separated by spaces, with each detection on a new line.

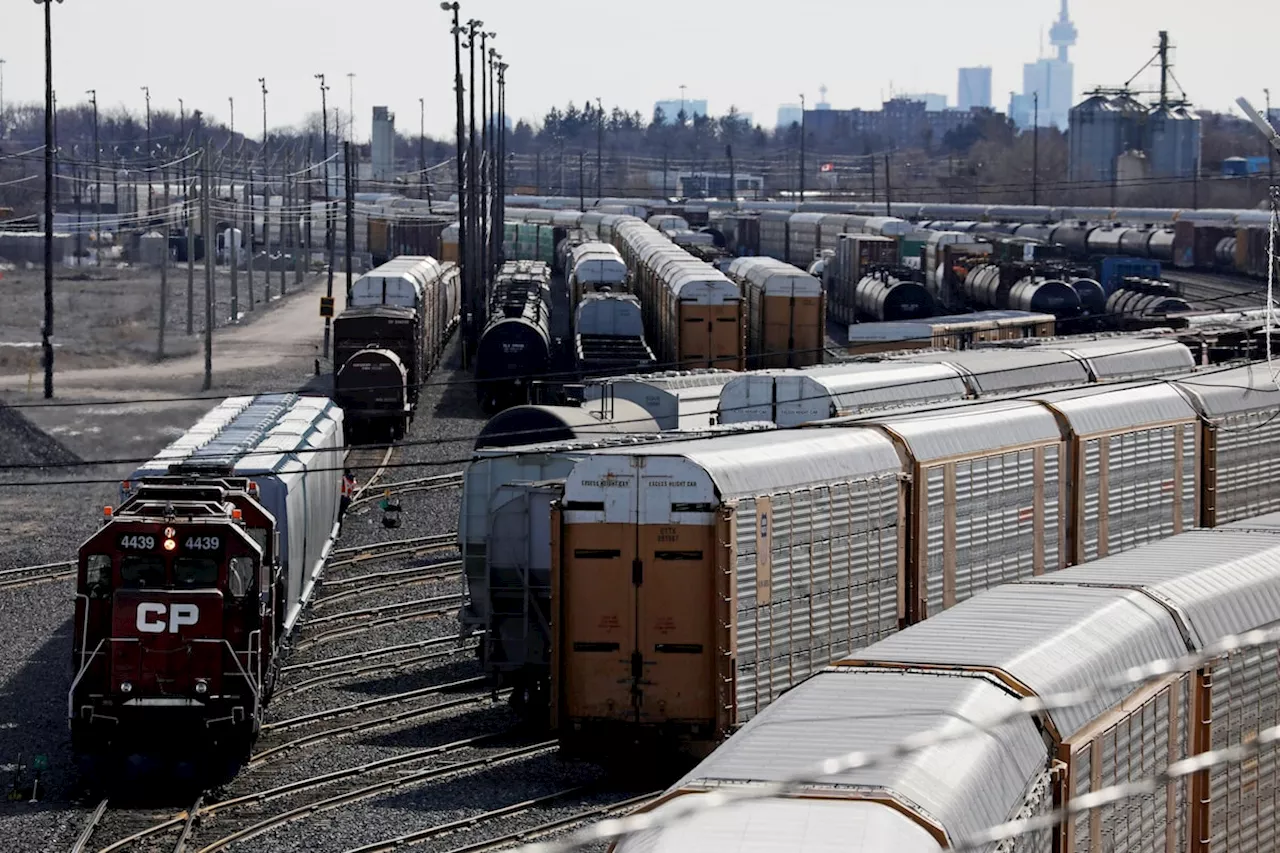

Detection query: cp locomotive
xmin=71 ymin=394 xmax=344 ymax=751
xmin=335 ymin=256 xmax=460 ymax=440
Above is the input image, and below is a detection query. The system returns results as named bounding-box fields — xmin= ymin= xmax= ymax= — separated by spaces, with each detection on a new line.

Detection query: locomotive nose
xmin=110 ymin=590 xmax=225 ymax=698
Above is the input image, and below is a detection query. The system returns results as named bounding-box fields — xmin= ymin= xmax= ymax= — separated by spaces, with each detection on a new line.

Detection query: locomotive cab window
xmin=120 ymin=556 xmax=165 ymax=588
xmin=175 ymin=557 xmax=219 ymax=589
xmin=85 ymin=554 xmax=112 ymax=597
xmin=227 ymin=557 xmax=255 ymax=598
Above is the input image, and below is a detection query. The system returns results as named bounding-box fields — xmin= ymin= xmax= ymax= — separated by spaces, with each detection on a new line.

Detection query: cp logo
xmin=136 ymin=603 xmax=200 ymax=634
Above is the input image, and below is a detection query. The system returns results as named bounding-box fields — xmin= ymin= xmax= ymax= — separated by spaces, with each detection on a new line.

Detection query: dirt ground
xmin=0 ymin=271 xmax=341 ymax=561
xmin=0 ymin=263 xmax=320 ymax=375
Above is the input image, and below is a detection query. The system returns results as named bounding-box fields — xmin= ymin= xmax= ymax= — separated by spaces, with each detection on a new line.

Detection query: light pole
xmin=1032 ymin=92 xmax=1039 ymax=205
xmin=86 ymin=89 xmax=99 ymax=235
xmin=0 ymin=58 xmax=6 ymax=137
xmin=419 ymin=97 xmax=426 ymax=200
xmin=487 ymin=44 xmax=499 ymax=277
xmin=36 ymin=0 xmax=63 ymax=399
xmin=1267 ymin=88 xmax=1275 ymax=186
xmin=497 ymin=61 xmax=508 ymax=261
xmin=442 ymin=1 xmax=470 ymax=362
xmin=679 ymin=83 xmax=687 ymax=125
xmin=478 ymin=30 xmax=491 ymax=280
xmin=141 ymin=85 xmax=153 ymax=216
xmin=596 ymin=96 xmax=603 ymax=199
xmin=347 ymin=72 xmax=356 ymax=144
xmin=316 ymin=72 xmax=333 ymax=359
xmin=798 ymin=92 xmax=806 ymax=204
xmin=466 ymin=17 xmax=482 ymax=345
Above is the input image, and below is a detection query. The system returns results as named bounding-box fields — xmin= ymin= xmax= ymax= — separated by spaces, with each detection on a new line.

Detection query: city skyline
xmin=1 ymin=0 xmax=1273 ymax=140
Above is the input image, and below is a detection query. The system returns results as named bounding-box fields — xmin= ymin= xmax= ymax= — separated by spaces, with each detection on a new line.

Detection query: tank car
xmin=71 ymin=394 xmax=344 ymax=753
xmin=853 ymin=269 xmax=934 ymax=322
xmin=475 ymin=261 xmax=553 ymax=413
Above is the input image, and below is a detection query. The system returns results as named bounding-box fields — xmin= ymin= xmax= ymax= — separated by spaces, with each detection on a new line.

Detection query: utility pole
xmin=442 ymin=1 xmax=469 ymax=365
xmin=186 ymin=158 xmax=195 ymax=335
xmin=246 ymin=169 xmax=254 ymax=310
xmin=282 ymin=148 xmax=291 ymax=296
xmin=478 ymin=33 xmax=491 ymax=282
xmin=141 ymin=85 xmax=152 ymax=217
xmin=466 ymin=18 xmax=482 ymax=354
xmin=259 ymin=78 xmax=274 ymax=301
xmin=229 ymin=96 xmax=238 ymax=323
xmin=202 ymin=143 xmax=213 ymax=390
xmin=158 ymin=153 xmax=168 ymax=359
xmin=86 ymin=89 xmax=99 ymax=240
xmin=497 ymin=60 xmax=507 ymax=263
xmin=419 ymin=97 xmax=426 ymax=200
xmin=798 ymin=93 xmax=806 ymax=204
xmin=38 ymin=0 xmax=62 ymax=400
xmin=870 ymin=153 xmax=877 ymax=204
xmin=0 ymin=58 xmax=6 ymax=137
xmin=1033 ymin=92 xmax=1039 ymax=205
xmin=345 ymin=140 xmax=355 ymax=299
xmin=317 ymin=73 xmax=334 ymax=359
xmin=578 ymin=152 xmax=585 ymax=211
xmin=884 ymin=153 xmax=892 ymax=216
xmin=726 ymin=144 xmax=735 ymax=204
xmin=596 ymin=96 xmax=604 ymax=200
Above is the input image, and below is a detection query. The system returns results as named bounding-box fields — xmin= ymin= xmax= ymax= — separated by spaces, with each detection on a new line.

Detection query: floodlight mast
xmin=1236 ymin=97 xmax=1280 ymax=155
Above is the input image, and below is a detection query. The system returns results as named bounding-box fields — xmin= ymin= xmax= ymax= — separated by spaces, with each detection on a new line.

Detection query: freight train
xmin=475 ymin=260 xmax=554 ymax=413
xmin=549 ymin=362 xmax=1280 ymax=757
xmin=335 ymin=256 xmax=460 ymax=440
xmin=566 ymin=242 xmax=658 ymax=377
xmin=615 ymin=516 xmax=1280 ymax=853
xmin=71 ymin=394 xmax=344 ymax=752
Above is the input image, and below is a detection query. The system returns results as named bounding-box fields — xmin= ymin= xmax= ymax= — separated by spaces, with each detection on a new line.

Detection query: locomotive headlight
xmin=163 ymin=538 xmax=177 ymax=552
xmin=194 ymin=680 xmax=209 ymax=695
xmin=120 ymin=681 xmax=133 ymax=694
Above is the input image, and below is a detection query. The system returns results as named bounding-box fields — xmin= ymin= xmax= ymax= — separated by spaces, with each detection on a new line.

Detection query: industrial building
xmin=803 ymin=97 xmax=992 ymax=151
xmin=1067 ymin=32 xmax=1202 ymax=184
xmin=370 ymin=106 xmax=396 ymax=182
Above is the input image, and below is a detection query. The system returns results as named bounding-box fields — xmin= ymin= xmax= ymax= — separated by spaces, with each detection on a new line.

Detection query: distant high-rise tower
xmin=816 ymin=84 xmax=831 ymax=111
xmin=958 ymin=67 xmax=993 ymax=111
xmin=1013 ymin=0 xmax=1075 ymax=129
xmin=1049 ymin=0 xmax=1078 ymax=61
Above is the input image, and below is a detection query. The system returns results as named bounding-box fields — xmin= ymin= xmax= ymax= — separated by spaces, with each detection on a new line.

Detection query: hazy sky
xmin=1 ymin=0 xmax=1274 ymax=141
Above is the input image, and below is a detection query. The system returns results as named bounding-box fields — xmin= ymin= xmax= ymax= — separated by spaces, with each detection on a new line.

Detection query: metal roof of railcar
xmin=1033 ymin=338 xmax=1195 ymax=381
xmin=827 ymin=399 xmax=1061 ymax=461
xmin=659 ymin=670 xmax=1046 ymax=850
xmin=849 ymin=581 xmax=1188 ymax=740
xmin=1029 ymin=529 xmax=1280 ymax=651
xmin=894 ymin=349 xmax=1089 ymax=396
xmin=1032 ymin=381 xmax=1198 ymax=434
xmin=564 ymin=427 xmax=901 ymax=503
xmin=617 ymin=798 xmax=944 ymax=853
xmin=1170 ymin=364 xmax=1280 ymax=417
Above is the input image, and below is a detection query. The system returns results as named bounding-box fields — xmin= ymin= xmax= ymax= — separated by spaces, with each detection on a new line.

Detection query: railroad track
xmin=357 ymin=790 xmax=662 ymax=853
xmin=350 ymin=471 xmax=464 ymax=509
xmin=313 ymin=559 xmax=463 ymax=608
xmin=347 ymin=443 xmax=397 ymax=501
xmin=0 ymin=559 xmax=75 ymax=592
xmin=326 ymin=532 xmax=458 ymax=569
xmin=1164 ymin=271 xmax=1272 ymax=310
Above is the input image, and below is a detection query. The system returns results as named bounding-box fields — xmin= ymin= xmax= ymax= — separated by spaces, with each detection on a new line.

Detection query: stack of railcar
xmin=724 ymin=257 xmax=825 ymax=368
xmin=606 ymin=217 xmax=746 ymax=371
xmin=335 ymin=256 xmax=459 ymax=440
xmin=824 ymin=234 xmax=903 ymax=324
xmin=475 ymin=260 xmax=553 ymax=413
xmin=616 ymin=519 xmax=1280 ymax=853
xmin=72 ymin=394 xmax=344 ymax=751
xmin=547 ymin=362 xmax=1280 ymax=757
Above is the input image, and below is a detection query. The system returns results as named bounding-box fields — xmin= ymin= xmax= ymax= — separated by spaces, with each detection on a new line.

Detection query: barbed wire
xmin=515 ymin=606 xmax=1280 ymax=853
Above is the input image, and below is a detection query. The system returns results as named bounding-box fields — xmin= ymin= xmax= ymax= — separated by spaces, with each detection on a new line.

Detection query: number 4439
xmin=185 ymin=536 xmax=221 ymax=550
